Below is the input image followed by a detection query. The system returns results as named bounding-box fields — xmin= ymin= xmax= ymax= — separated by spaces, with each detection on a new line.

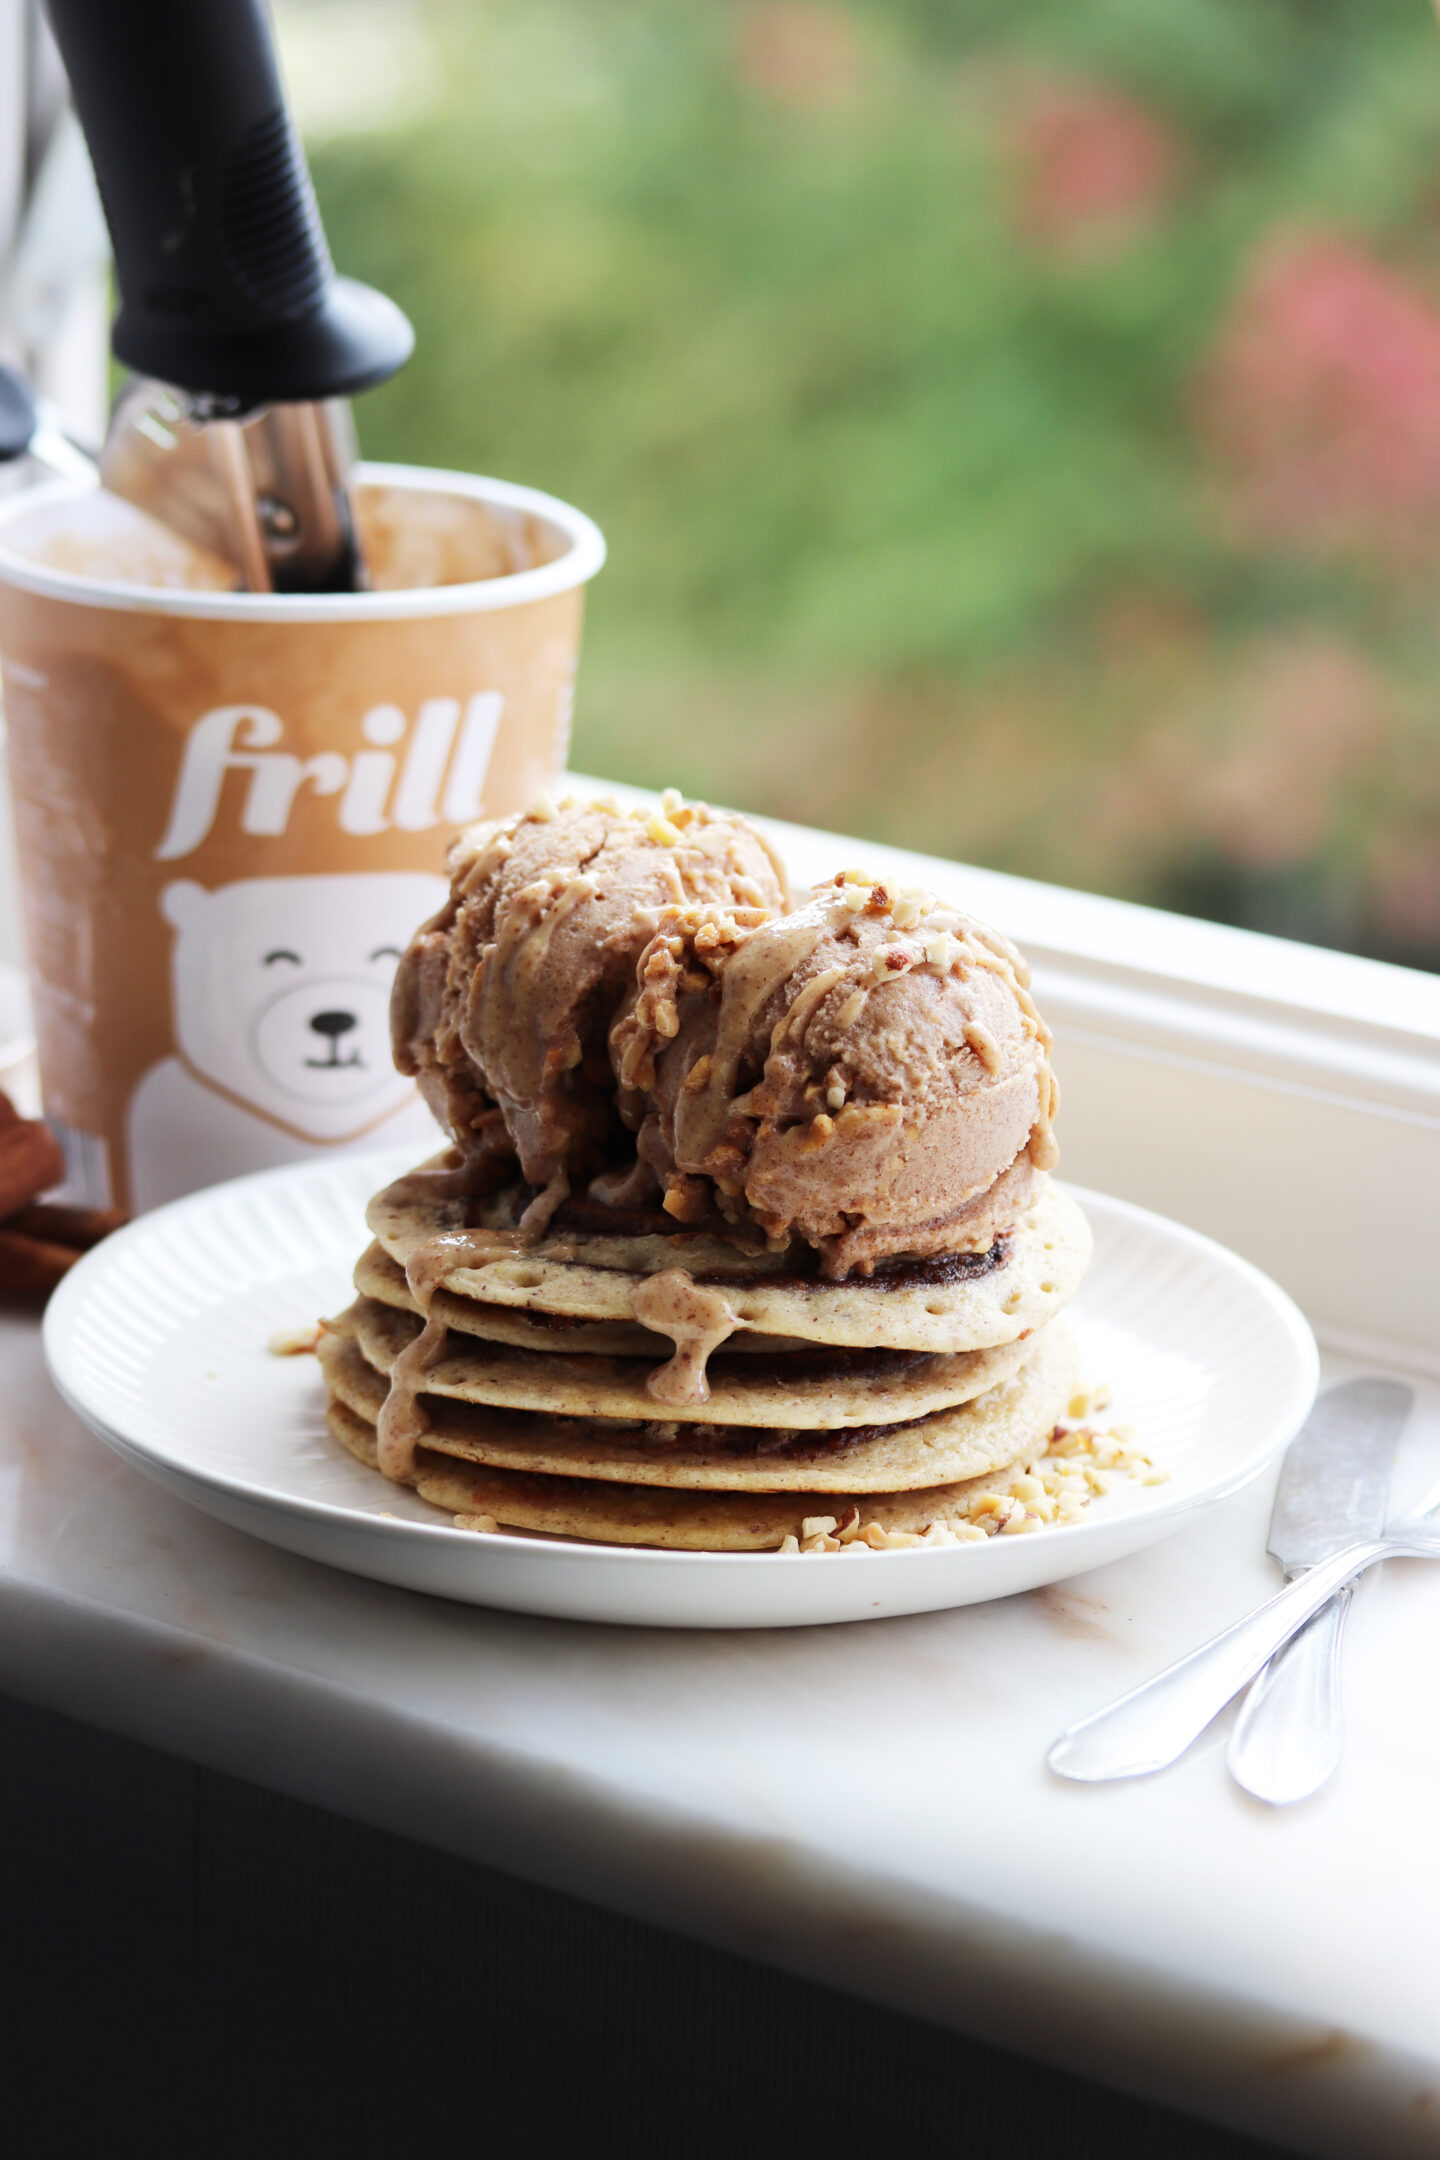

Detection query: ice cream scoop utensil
xmin=1227 ymin=1378 xmax=1412 ymax=1807
xmin=1047 ymin=1516 xmax=1440 ymax=1783
xmin=0 ymin=355 xmax=362 ymax=593
xmin=41 ymin=0 xmax=412 ymax=591
xmin=98 ymin=379 xmax=363 ymax=594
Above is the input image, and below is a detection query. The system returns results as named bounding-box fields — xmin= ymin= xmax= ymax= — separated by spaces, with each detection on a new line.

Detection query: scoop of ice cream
xmin=390 ymin=792 xmax=788 ymax=1221
xmin=611 ymin=869 xmax=1058 ymax=1275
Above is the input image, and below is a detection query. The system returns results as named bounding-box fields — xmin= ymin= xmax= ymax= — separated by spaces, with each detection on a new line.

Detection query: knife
xmin=1227 ymin=1378 xmax=1413 ymax=1806
xmin=1048 ymin=1388 xmax=1440 ymax=1784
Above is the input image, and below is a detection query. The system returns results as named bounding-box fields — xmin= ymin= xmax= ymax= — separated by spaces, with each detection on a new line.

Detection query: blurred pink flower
xmin=1198 ymin=233 xmax=1440 ymax=563
xmin=736 ymin=5 xmax=862 ymax=110
xmin=1005 ymin=77 xmax=1179 ymax=256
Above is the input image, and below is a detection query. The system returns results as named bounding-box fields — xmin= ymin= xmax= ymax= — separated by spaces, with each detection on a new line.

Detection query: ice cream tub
xmin=0 ymin=462 xmax=605 ymax=1212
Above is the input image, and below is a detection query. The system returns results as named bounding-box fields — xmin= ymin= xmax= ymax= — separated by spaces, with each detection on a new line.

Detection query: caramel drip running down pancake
xmin=376 ymin=1224 xmax=529 ymax=1481
xmin=319 ymin=1318 xmax=1076 ymax=1498
xmin=338 ymin=1294 xmax=1027 ymax=1431
xmin=630 ymin=1269 xmax=739 ymax=1406
xmin=317 ymin=1313 xmax=1079 ymax=1520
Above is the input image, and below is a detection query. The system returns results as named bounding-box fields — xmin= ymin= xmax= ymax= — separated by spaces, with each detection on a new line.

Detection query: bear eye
xmin=264 ymin=949 xmax=302 ymax=966
xmin=369 ymin=946 xmax=403 ymax=962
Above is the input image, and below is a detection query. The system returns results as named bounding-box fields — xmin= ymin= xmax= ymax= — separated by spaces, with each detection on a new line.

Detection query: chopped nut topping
xmin=661 ymin=1176 xmax=709 ymax=1222
xmin=268 ymin=1322 xmax=321 ymax=1356
xmin=785 ymin=1395 xmax=1165 ymax=1555
xmin=963 ymin=1020 xmax=1002 ymax=1073
xmin=871 ymin=943 xmax=917 ymax=982
xmin=645 ymin=812 xmax=683 ymax=847
xmin=529 ymin=790 xmax=557 ymax=822
xmin=892 ymin=887 xmax=933 ymax=930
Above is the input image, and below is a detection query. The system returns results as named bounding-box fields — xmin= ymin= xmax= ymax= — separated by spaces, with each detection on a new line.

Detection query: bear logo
xmin=127 ymin=870 xmax=448 ymax=1211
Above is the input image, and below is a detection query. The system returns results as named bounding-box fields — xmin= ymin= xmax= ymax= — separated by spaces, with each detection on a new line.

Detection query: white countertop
xmin=1 ymin=1307 xmax=1436 ymax=2158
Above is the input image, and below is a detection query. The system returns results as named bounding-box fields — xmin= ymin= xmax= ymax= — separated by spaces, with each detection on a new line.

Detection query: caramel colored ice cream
xmin=390 ymin=792 xmax=788 ymax=1222
xmin=612 ymin=869 xmax=1058 ymax=1276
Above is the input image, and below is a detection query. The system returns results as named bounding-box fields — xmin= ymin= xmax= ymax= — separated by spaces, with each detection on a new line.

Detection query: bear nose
xmin=309 ymin=1010 xmax=357 ymax=1040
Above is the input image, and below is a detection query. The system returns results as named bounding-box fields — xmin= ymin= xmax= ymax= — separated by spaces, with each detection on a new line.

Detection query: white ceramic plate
xmin=44 ymin=1151 xmax=1318 ymax=1629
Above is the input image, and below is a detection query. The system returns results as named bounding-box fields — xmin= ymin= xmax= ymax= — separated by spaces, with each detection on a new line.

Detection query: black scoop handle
xmin=0 ymin=365 xmax=38 ymax=461
xmin=44 ymin=0 xmax=412 ymax=404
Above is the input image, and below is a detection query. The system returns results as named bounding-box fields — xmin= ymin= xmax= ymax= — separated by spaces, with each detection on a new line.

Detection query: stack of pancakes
xmin=315 ymin=789 xmax=1104 ymax=1552
xmin=318 ymin=1166 xmax=1093 ymax=1551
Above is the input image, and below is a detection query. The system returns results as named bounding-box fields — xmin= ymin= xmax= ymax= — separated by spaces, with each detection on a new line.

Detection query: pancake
xmin=317 ymin=1316 xmax=1076 ymax=1494
xmin=354 ymin=1240 xmax=814 ymax=1359
xmin=323 ymin=1384 xmax=1078 ymax=1551
xmin=366 ymin=1160 xmax=1090 ymax=1354
xmin=336 ymin=1293 xmax=1036 ymax=1428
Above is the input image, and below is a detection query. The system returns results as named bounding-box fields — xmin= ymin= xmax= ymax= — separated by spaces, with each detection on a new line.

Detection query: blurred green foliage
xmin=305 ymin=0 xmax=1440 ymax=968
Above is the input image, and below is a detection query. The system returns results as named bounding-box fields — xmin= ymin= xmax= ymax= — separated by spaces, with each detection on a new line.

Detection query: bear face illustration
xmin=160 ymin=871 xmax=447 ymax=1142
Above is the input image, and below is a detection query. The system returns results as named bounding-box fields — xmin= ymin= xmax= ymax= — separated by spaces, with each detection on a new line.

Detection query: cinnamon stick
xmin=3 ymin=1201 xmax=128 ymax=1249
xmin=0 ymin=1118 xmax=63 ymax=1218
xmin=0 ymin=1229 xmax=80 ymax=1296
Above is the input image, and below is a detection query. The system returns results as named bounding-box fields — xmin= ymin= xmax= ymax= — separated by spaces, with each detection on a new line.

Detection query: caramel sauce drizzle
xmin=630 ymin=1268 xmax=739 ymax=1407
xmin=373 ymin=1215 xmax=530 ymax=1481
xmin=672 ymin=905 xmax=839 ymax=1173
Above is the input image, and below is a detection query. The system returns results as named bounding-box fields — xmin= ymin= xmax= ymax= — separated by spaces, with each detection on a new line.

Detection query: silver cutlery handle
xmin=1227 ymin=1586 xmax=1352 ymax=1805
xmin=1047 ymin=1532 xmax=1440 ymax=1782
